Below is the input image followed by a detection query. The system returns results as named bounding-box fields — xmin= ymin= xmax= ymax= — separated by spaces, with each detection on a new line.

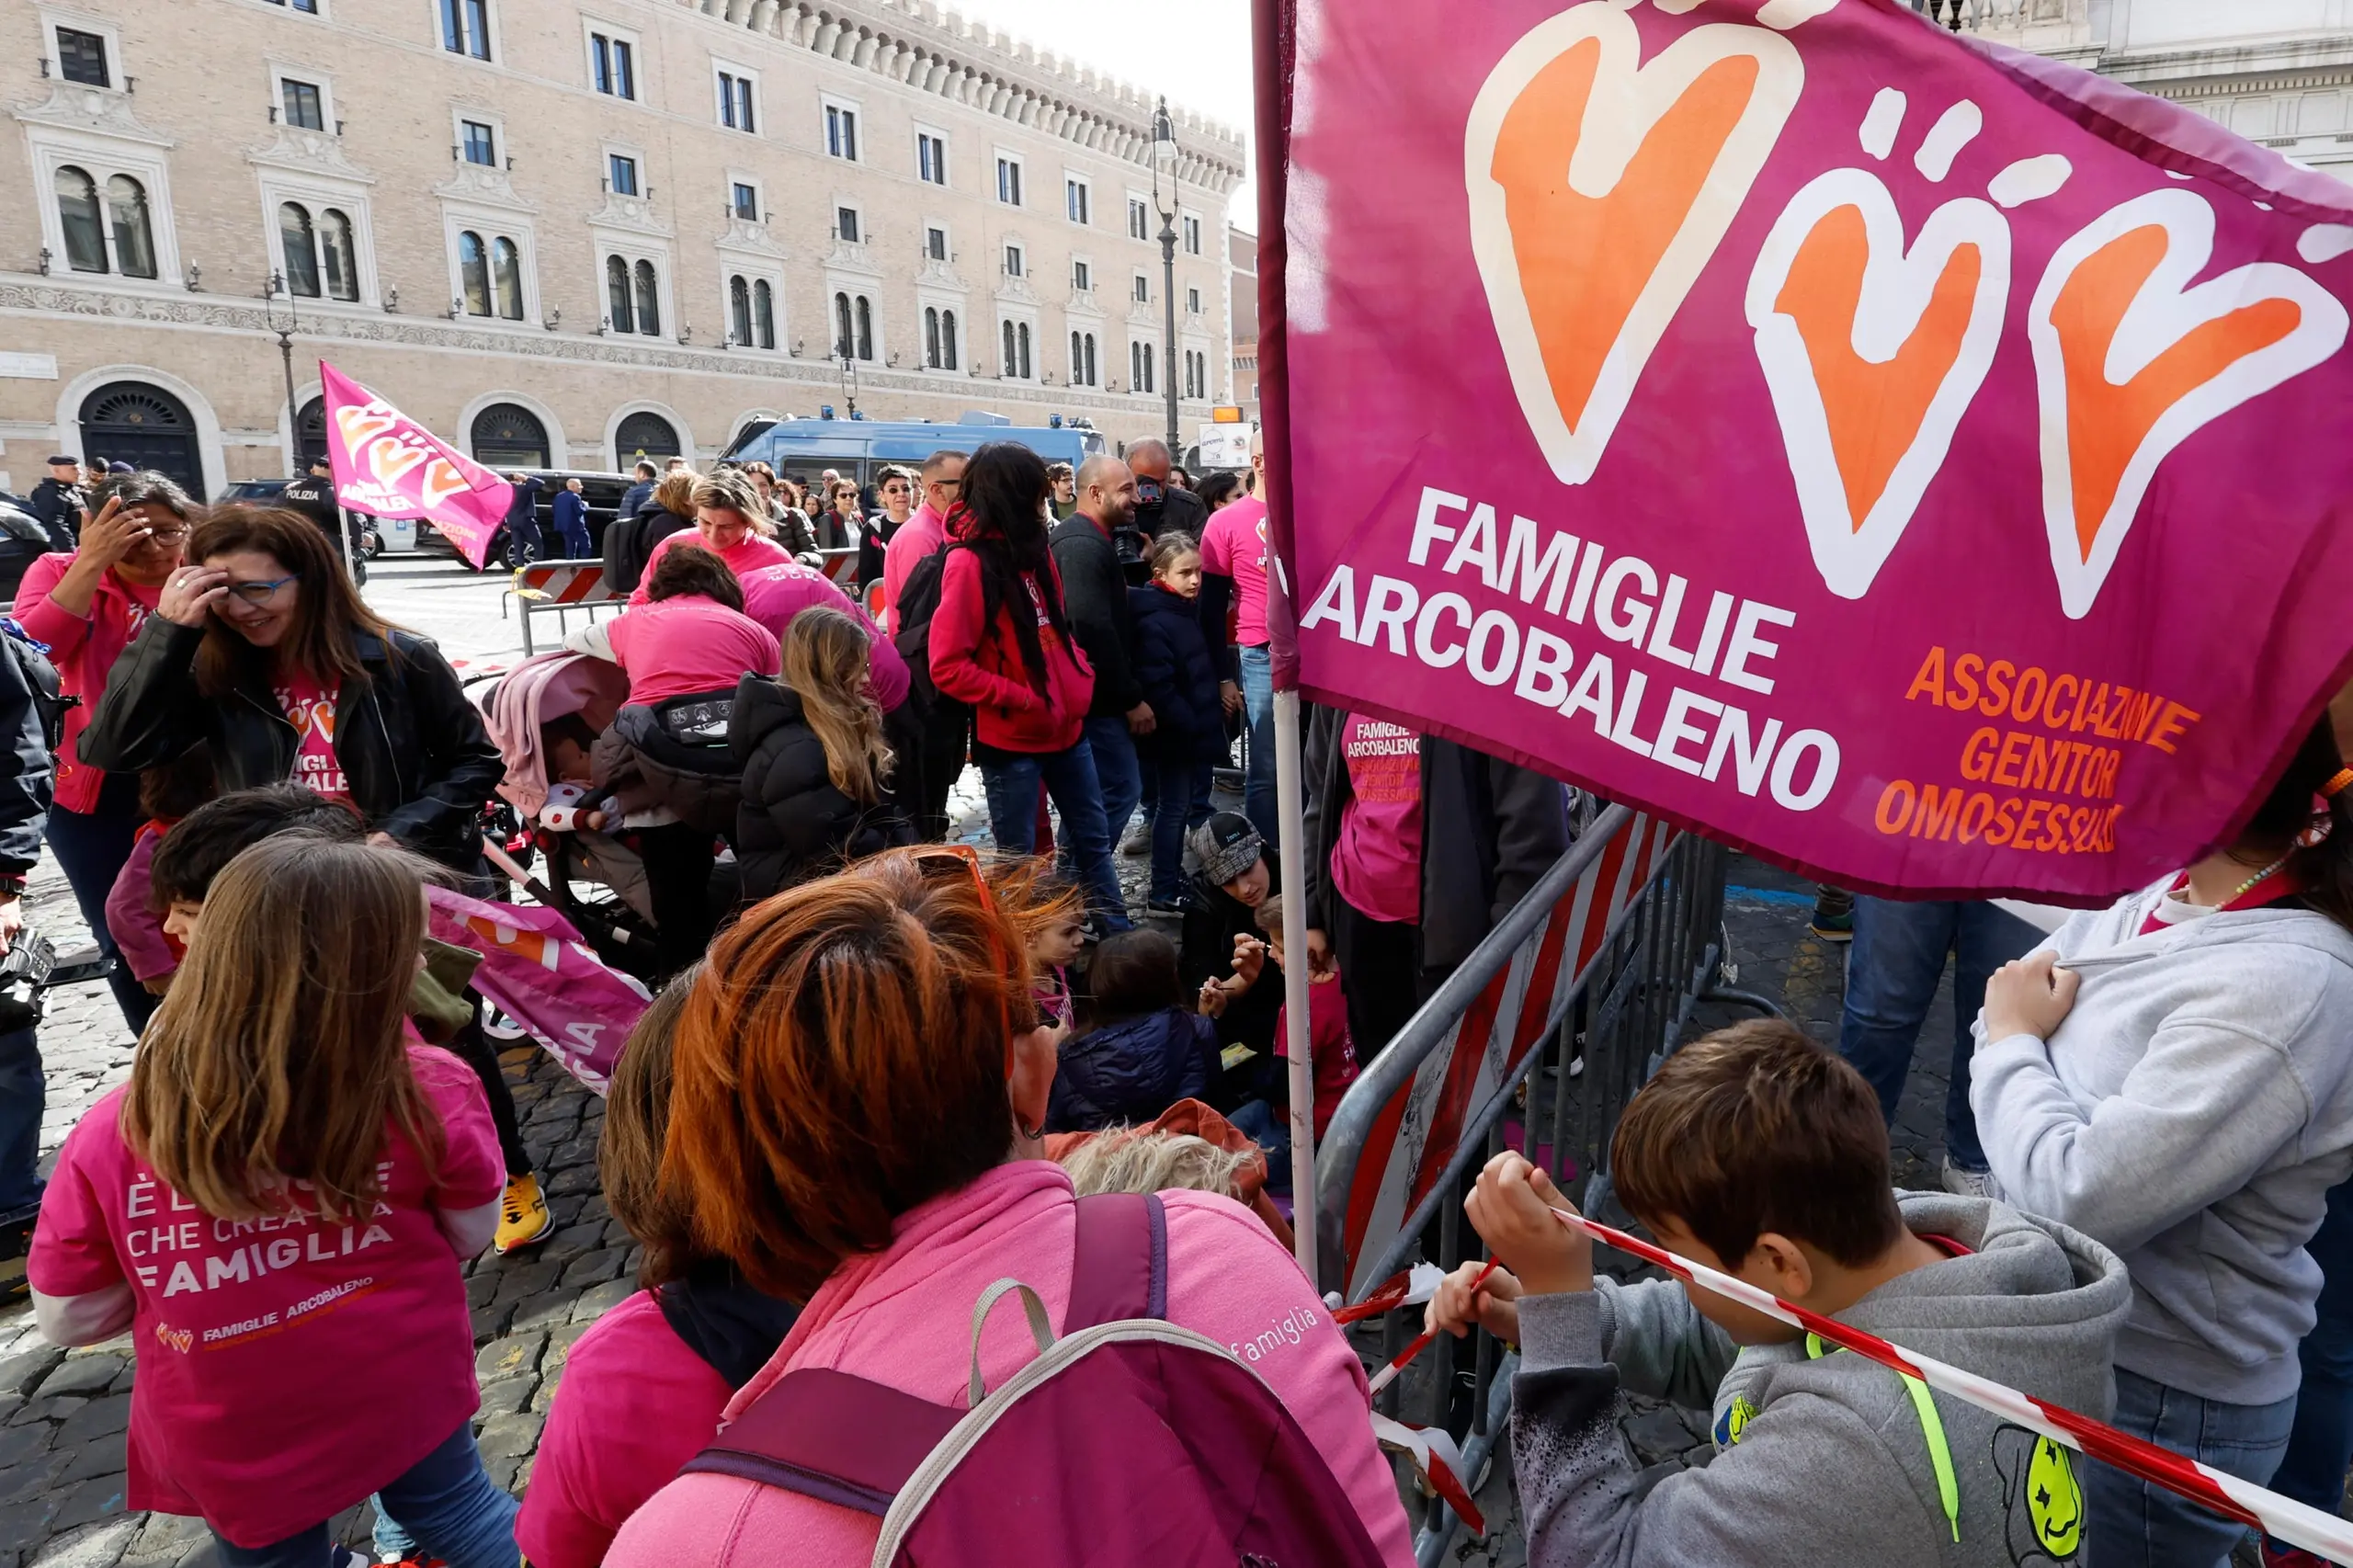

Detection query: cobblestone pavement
xmin=0 ymin=553 xmax=1986 ymax=1565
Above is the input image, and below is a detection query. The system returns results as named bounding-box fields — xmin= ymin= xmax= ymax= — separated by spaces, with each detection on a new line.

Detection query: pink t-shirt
xmin=1331 ymin=715 xmax=1423 ymax=925
xmin=879 ymin=505 xmax=948 ymax=637
xmin=1277 ymin=971 xmax=1358 ymax=1143
xmin=606 ymin=595 xmax=782 ymax=705
xmin=28 ymin=1048 xmax=501 ymax=1548
xmin=629 ymin=531 xmax=794 ymax=607
xmin=1199 ymin=497 xmax=1271 ymax=646
xmin=606 ymin=1162 xmax=1414 ymax=1567
xmin=520 ymin=1290 xmax=734 ymax=1568
xmin=273 ymin=668 xmax=348 ymax=800
xmin=739 ymin=563 xmax=910 ymax=713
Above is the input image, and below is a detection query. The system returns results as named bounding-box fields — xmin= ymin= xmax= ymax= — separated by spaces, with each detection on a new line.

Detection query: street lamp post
xmin=262 ymin=273 xmax=301 ymax=472
xmin=838 ymin=352 xmax=859 ymax=418
xmin=1151 ymin=98 xmax=1181 ymax=459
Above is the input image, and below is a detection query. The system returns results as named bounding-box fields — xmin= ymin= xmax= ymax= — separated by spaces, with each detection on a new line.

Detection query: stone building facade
xmin=0 ymin=0 xmax=1245 ymax=496
xmin=1924 ymin=0 xmax=2353 ymax=179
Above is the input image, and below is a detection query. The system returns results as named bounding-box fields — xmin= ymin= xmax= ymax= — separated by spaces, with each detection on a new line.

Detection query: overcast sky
xmin=943 ymin=0 xmax=1259 ymax=226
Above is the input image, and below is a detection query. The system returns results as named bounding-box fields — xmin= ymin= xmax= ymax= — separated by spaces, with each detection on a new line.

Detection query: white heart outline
xmin=1745 ymin=167 xmax=2012 ymax=599
xmin=2029 ymin=187 xmax=2349 ymax=619
xmin=1466 ymin=3 xmax=1803 ymax=487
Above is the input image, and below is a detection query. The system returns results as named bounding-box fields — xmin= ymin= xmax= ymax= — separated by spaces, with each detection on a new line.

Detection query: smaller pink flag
xmin=426 ymin=885 xmax=653 ymax=1094
xmin=320 ymin=361 xmax=515 ymax=569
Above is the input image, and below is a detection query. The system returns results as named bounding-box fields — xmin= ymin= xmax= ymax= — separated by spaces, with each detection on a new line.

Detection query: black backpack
xmin=891 ymin=540 xmax=969 ymax=715
xmin=0 ymin=620 xmax=68 ymax=753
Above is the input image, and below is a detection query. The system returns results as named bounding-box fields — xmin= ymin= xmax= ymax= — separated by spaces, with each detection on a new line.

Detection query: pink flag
xmin=1262 ymin=0 xmax=2353 ymax=902
xmin=320 ymin=362 xmax=515 ymax=569
xmin=426 ymin=886 xmax=652 ymax=1094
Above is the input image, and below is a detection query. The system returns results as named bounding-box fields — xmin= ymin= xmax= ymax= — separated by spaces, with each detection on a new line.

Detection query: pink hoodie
xmin=606 ymin=1161 xmax=1415 ymax=1565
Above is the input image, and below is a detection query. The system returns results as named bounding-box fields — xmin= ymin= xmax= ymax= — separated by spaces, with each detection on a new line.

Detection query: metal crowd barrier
xmin=1313 ymin=803 xmax=1778 ymax=1564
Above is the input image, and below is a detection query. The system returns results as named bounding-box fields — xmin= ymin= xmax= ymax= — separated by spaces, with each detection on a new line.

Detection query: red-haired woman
xmin=603 ymin=847 xmax=1413 ymax=1565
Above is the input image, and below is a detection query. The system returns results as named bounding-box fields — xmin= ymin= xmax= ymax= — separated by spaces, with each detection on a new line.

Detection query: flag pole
xmin=1276 ymin=693 xmax=1315 ymax=1278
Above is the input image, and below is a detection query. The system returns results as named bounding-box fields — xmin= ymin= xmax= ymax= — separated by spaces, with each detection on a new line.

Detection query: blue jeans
xmin=1147 ymin=755 xmax=1214 ymax=904
xmin=45 ymin=775 xmax=159 ymax=1036
xmin=219 ymin=1421 xmax=517 ymax=1568
xmin=1238 ymin=645 xmax=1277 ymax=845
xmin=2087 ymin=1368 xmax=2298 ymax=1568
xmin=2272 ymin=1177 xmax=2353 ymax=1519
xmin=0 ymin=1026 xmax=40 ymax=1216
xmin=1837 ymin=898 xmax=2037 ymax=1172
xmin=1081 ymin=716 xmax=1144 ymax=864
xmin=982 ymin=743 xmax=1129 ymax=931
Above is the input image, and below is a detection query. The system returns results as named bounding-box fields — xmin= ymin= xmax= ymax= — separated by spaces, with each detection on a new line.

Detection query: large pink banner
xmin=1273 ymin=0 xmax=2353 ymax=900
xmin=426 ymin=886 xmax=651 ymax=1094
xmin=320 ymin=362 xmax=514 ymax=570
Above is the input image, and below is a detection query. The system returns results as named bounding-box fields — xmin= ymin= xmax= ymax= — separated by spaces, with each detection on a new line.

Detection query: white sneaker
xmin=1940 ymin=1158 xmax=1996 ymax=1199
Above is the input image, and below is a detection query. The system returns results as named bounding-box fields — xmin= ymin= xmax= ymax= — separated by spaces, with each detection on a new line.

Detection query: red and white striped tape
xmin=1548 ymin=1207 xmax=2353 ymax=1564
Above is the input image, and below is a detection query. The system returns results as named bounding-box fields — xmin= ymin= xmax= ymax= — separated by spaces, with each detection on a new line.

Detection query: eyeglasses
xmin=227 ymin=574 xmax=297 ymax=604
xmin=881 ymin=484 xmax=910 ymax=494
xmin=932 ymin=479 xmax=961 ymax=492
xmin=142 ymin=527 xmax=191 ymax=544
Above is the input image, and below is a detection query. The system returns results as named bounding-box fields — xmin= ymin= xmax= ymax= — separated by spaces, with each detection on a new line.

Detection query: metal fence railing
xmin=1313 ymin=803 xmax=1779 ymax=1564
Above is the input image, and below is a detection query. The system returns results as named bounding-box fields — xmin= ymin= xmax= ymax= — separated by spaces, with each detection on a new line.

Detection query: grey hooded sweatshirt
xmin=1970 ymin=890 xmax=2353 ymax=1405
xmin=1512 ymin=1192 xmax=2129 ymax=1568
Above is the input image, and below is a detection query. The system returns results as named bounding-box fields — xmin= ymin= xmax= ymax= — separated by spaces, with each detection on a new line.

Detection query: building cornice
xmin=665 ymin=0 xmax=1247 ymax=197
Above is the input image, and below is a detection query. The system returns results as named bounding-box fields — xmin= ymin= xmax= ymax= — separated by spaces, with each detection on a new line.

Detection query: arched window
xmin=54 ymin=166 xmax=106 ymax=273
xmin=633 ymin=259 xmax=661 ymax=336
xmin=615 ymin=411 xmax=682 ymax=464
xmin=731 ymin=275 xmax=754 ymax=347
xmin=1016 ymin=323 xmax=1032 ymax=381
xmin=79 ymin=382 xmax=199 ymax=492
xmin=834 ymin=291 xmax=853 ymax=358
xmin=925 ymin=307 xmax=941 ymax=369
xmin=1086 ymin=335 xmax=1097 ymax=387
xmin=471 ymin=403 xmax=550 ymax=469
xmin=296 ymin=397 xmax=329 ymax=469
xmin=1131 ymin=341 xmax=1143 ymax=391
xmin=854 ymin=296 xmax=872 ymax=361
xmin=1002 ymin=320 xmax=1017 ymax=376
xmin=279 ymin=203 xmax=321 ymax=298
xmin=460 ymin=231 xmax=493 ymax=317
xmin=320 ymin=210 xmax=358 ymax=301
xmin=753 ymin=279 xmax=776 ymax=350
xmin=607 ymin=256 xmax=634 ymax=335
xmin=493 ymin=238 xmax=524 ymax=320
xmin=941 ymin=309 xmax=958 ymax=370
xmin=108 ymin=176 xmax=156 ymax=278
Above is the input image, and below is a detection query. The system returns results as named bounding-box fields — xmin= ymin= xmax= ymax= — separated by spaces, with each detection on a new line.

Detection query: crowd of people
xmin=0 ymin=436 xmax=2342 ymax=1568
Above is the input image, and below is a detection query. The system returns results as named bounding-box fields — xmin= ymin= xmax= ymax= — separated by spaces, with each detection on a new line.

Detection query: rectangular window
xmin=1131 ymin=273 xmax=1150 ymax=304
xmin=1065 ymin=177 xmax=1090 ymax=225
xmin=995 ymin=156 xmax=1022 ymax=207
xmin=836 ymin=206 xmax=860 ymax=244
xmin=591 ymin=33 xmax=635 ymax=99
xmin=460 ymin=119 xmax=496 ymax=166
xmin=1183 ymin=215 xmax=1202 ymax=256
xmin=265 ymin=0 xmax=323 ymax=10
xmin=1072 ymin=259 xmax=1091 ymax=292
xmin=1127 ymin=197 xmax=1149 ymax=241
xmin=56 ymin=27 xmax=109 ymax=86
xmin=608 ymin=153 xmax=639 ymax=197
xmin=732 ymin=182 xmax=759 ymax=222
xmin=1004 ymin=244 xmax=1023 ymax=278
xmin=280 ymin=78 xmax=324 ymax=131
xmin=825 ymin=104 xmax=860 ymax=162
xmin=1187 ymin=286 xmax=1201 ymax=315
xmin=440 ymin=0 xmax=491 ymax=61
xmin=925 ymin=225 xmax=948 ymax=262
xmin=718 ymin=71 xmax=756 ymax=132
xmin=917 ymin=131 xmax=947 ymax=186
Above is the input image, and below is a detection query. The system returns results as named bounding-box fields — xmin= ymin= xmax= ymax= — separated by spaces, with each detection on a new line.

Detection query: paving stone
xmin=510 ymin=1286 xmax=585 ymax=1333
xmin=11 ymin=1395 xmax=85 ymax=1427
xmin=464 ymin=1270 xmax=500 ymax=1311
xmin=116 ymin=1510 xmax=210 ymax=1566
xmin=44 ymin=1476 xmax=128 ymax=1533
xmin=488 ymin=1260 xmax=563 ymax=1308
xmin=0 ymin=1494 xmax=63 ymax=1555
xmin=32 ymin=1516 xmax=140 ymax=1567
xmin=559 ymin=1250 xmax=625 ymax=1290
xmin=543 ymin=1163 xmax=601 ymax=1198
xmin=538 ymin=1221 xmax=607 ymax=1266
xmin=0 ymin=1350 xmax=63 ymax=1401
xmin=474 ymin=1373 xmax=540 ymax=1419
xmin=55 ymin=1433 xmax=125 ymax=1484
xmin=542 ymin=1319 xmax=597 ymax=1372
xmin=1622 ymin=1402 xmax=1693 ymax=1466
xmin=54 ymin=1396 xmax=131 ymax=1449
xmin=33 ymin=1357 xmax=124 ymax=1402
xmin=472 ymin=1409 xmax=545 ymax=1461
xmin=0 ymin=1449 xmax=73 ymax=1507
xmin=468 ymin=1302 xmax=516 ymax=1345
xmin=0 ymin=1421 xmax=54 ymax=1471
xmin=476 ymin=1330 xmax=547 ymax=1384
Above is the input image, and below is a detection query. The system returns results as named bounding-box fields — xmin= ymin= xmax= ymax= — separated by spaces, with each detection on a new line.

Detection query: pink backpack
xmin=683 ymin=1192 xmax=1390 ymax=1567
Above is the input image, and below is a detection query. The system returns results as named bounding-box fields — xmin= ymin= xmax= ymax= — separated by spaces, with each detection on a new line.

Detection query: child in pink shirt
xmin=29 ymin=836 xmax=514 ymax=1567
xmin=1256 ymin=894 xmax=1358 ymax=1142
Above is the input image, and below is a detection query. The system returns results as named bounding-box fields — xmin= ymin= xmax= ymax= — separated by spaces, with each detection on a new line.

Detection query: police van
xmin=719 ymin=410 xmax=1106 ymax=496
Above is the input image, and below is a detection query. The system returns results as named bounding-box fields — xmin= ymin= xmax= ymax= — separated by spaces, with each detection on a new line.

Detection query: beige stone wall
xmin=0 ymin=0 xmax=1242 ymax=493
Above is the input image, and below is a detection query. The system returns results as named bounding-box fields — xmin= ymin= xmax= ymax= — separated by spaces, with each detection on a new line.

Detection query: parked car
xmin=212 ymin=479 xmax=412 ymax=558
xmin=427 ymin=468 xmax=633 ymax=572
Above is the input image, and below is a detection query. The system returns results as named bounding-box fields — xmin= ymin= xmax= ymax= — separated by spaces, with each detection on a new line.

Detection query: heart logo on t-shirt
xmin=155 ymin=1323 xmax=193 ymax=1355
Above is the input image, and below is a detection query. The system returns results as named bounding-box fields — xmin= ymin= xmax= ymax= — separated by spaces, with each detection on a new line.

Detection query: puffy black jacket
xmin=1045 ymin=1006 xmax=1222 ymax=1133
xmin=80 ymin=619 xmax=501 ymax=869
xmin=603 ymin=502 xmax=693 ymax=596
xmin=1127 ymin=584 xmax=1225 ymax=766
xmin=0 ymin=626 xmax=55 ymax=878
xmin=729 ymin=674 xmax=912 ymax=903
xmin=1048 ymin=514 xmax=1140 ymax=718
xmin=591 ymin=690 xmax=744 ymax=837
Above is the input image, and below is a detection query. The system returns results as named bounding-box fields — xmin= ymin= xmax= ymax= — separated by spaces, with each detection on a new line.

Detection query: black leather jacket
xmin=79 ymin=619 xmax=503 ymax=868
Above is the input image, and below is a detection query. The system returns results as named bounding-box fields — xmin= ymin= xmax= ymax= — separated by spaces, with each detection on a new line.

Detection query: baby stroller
xmin=476 ymin=650 xmax=667 ymax=975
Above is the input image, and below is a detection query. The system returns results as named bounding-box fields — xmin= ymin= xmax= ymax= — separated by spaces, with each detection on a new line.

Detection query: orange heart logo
xmin=155 ymin=1323 xmax=193 ymax=1354
xmin=2029 ymin=188 xmax=2347 ymax=619
xmin=1747 ymin=167 xmax=2010 ymax=598
xmin=1468 ymin=4 xmax=1802 ymax=485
